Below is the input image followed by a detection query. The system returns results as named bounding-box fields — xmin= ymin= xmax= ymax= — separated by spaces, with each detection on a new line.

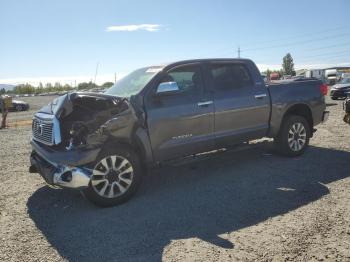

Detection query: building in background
xmin=305 ymin=69 xmax=324 ymax=79
xmin=324 ymin=67 xmax=350 ymax=85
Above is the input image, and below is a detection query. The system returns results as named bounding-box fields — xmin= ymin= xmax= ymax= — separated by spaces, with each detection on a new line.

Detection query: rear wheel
xmin=83 ymin=146 xmax=142 ymax=207
xmin=274 ymin=115 xmax=311 ymax=157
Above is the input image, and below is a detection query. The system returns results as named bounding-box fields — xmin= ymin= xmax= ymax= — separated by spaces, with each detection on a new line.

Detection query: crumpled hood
xmin=38 ymin=94 xmax=70 ymax=117
xmin=35 ymin=92 xmax=134 ymax=148
xmin=38 ymin=92 xmax=121 ymax=118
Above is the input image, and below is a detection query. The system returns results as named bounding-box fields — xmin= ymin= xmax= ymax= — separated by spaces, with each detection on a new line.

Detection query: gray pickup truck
xmin=29 ymin=59 xmax=329 ymax=206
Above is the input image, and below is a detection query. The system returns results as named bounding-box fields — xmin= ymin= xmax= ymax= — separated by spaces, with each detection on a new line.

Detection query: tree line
xmin=1 ymin=53 xmax=296 ymax=95
xmin=1 ymin=81 xmax=114 ymax=95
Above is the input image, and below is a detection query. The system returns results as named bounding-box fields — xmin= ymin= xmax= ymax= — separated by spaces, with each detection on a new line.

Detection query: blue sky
xmin=1 ymin=0 xmax=349 ymax=85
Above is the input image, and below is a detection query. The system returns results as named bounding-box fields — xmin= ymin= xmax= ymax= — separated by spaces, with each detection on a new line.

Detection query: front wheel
xmin=274 ymin=115 xmax=311 ymax=157
xmin=83 ymin=146 xmax=142 ymax=207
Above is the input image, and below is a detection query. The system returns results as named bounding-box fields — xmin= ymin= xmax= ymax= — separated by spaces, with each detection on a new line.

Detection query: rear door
xmin=207 ymin=62 xmax=270 ymax=147
xmin=146 ymin=63 xmax=215 ymax=162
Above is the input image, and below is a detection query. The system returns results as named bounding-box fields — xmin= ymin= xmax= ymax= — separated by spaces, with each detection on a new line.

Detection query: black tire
xmin=16 ymin=104 xmax=23 ymax=111
xmin=344 ymin=113 xmax=350 ymax=124
xmin=274 ymin=115 xmax=311 ymax=157
xmin=83 ymin=145 xmax=142 ymax=207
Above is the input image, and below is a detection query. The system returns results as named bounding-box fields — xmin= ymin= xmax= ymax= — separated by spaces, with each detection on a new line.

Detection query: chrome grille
xmin=32 ymin=117 xmax=54 ymax=145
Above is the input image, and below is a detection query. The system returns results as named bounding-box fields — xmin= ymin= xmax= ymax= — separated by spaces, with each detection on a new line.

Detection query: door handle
xmin=254 ymin=94 xmax=267 ymax=99
xmin=197 ymin=101 xmax=213 ymax=107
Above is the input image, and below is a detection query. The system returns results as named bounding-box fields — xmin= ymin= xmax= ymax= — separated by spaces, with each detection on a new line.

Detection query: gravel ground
xmin=0 ymin=96 xmax=349 ymax=262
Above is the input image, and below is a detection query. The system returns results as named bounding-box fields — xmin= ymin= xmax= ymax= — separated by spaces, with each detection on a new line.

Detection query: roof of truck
xmin=158 ymin=58 xmax=254 ymax=70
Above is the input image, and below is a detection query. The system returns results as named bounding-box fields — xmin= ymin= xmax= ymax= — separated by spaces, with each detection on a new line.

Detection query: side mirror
xmin=156 ymin=82 xmax=180 ymax=95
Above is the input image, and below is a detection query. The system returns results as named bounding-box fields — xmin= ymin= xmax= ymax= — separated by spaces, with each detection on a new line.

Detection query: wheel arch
xmin=280 ymin=103 xmax=314 ymax=137
xmin=102 ymin=127 xmax=154 ymax=167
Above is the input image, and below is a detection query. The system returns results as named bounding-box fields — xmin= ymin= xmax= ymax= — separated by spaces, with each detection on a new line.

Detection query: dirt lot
xmin=0 ymin=96 xmax=349 ymax=261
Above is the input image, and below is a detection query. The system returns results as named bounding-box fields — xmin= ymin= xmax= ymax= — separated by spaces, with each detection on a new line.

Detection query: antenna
xmin=94 ymin=62 xmax=99 ymax=85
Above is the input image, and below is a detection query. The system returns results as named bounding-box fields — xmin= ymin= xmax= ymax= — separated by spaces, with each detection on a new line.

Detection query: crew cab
xmin=29 ymin=59 xmax=329 ymax=207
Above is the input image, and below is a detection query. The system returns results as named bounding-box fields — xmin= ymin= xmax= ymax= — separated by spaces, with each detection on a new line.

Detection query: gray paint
xmin=30 ymin=59 xmax=326 ymax=174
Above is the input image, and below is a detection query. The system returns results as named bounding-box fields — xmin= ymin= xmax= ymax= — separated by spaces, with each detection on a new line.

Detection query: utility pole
xmin=114 ymin=73 xmax=117 ymax=84
xmin=238 ymin=46 xmax=241 ymax=58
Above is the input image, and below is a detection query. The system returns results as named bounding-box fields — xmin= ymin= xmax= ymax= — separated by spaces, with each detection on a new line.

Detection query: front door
xmin=146 ymin=63 xmax=215 ymax=162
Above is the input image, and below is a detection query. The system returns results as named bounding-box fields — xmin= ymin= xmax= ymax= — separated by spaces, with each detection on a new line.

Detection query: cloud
xmin=106 ymin=24 xmax=162 ymax=32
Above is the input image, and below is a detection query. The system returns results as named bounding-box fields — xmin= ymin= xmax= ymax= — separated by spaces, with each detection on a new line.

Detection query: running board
xmin=163 ymin=140 xmax=270 ymax=167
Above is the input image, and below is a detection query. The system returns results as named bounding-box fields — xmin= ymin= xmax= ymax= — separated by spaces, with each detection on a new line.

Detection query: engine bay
xmin=55 ymin=93 xmax=129 ymax=149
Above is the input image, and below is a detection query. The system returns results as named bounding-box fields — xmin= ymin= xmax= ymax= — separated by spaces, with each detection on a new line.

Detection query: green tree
xmin=37 ymin=82 xmax=44 ymax=94
xmin=0 ymin=88 xmax=5 ymax=94
xmin=63 ymin=84 xmax=73 ymax=91
xmin=45 ymin=83 xmax=53 ymax=92
xmin=77 ymin=82 xmax=89 ymax=90
xmin=101 ymin=82 xmax=114 ymax=88
xmin=282 ymin=53 xmax=295 ymax=76
xmin=78 ymin=81 xmax=97 ymax=90
xmin=54 ymin=82 xmax=62 ymax=91
xmin=13 ymin=83 xmax=35 ymax=94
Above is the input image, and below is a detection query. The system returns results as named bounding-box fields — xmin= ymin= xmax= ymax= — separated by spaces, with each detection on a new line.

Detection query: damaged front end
xmin=30 ymin=92 xmax=139 ymax=189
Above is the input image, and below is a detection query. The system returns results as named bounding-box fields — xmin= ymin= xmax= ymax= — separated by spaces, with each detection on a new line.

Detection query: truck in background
xmin=325 ymin=69 xmax=342 ymax=85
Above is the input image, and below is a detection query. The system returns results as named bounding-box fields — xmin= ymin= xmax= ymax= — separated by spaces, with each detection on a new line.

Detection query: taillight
xmin=320 ymin=84 xmax=328 ymax=96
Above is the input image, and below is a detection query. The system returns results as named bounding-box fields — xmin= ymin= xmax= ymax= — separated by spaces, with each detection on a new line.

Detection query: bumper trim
xmin=30 ymin=151 xmax=92 ymax=189
xmin=53 ymin=166 xmax=91 ymax=189
xmin=31 ymin=140 xmax=101 ymax=167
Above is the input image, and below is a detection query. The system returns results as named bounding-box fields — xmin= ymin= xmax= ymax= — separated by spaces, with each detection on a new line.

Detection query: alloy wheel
xmin=288 ymin=123 xmax=307 ymax=152
xmin=90 ymin=155 xmax=134 ymax=198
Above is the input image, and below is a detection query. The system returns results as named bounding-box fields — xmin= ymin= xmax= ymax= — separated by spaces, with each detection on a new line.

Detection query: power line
xmin=241 ymin=25 xmax=349 ymax=48
xmin=241 ymin=33 xmax=350 ymax=53
xmin=297 ymin=53 xmax=350 ymax=64
xmin=199 ymin=25 xmax=350 ymax=57
xmin=304 ymin=42 xmax=350 ymax=52
xmin=296 ymin=49 xmax=350 ymax=61
xmin=258 ymin=51 xmax=350 ymax=66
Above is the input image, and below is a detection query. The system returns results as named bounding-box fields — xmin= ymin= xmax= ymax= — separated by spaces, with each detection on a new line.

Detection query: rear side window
xmin=210 ymin=64 xmax=252 ymax=89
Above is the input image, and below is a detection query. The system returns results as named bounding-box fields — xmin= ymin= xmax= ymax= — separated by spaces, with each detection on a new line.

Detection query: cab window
xmin=210 ymin=64 xmax=252 ymax=90
xmin=159 ymin=64 xmax=203 ymax=94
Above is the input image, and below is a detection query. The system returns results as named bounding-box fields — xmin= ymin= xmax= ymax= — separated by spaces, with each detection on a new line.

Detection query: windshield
xmin=340 ymin=78 xmax=350 ymax=84
xmin=105 ymin=67 xmax=163 ymax=97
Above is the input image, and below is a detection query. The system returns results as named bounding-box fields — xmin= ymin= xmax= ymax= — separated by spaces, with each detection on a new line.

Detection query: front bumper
xmin=29 ymin=140 xmax=101 ymax=189
xmin=330 ymin=88 xmax=348 ymax=98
